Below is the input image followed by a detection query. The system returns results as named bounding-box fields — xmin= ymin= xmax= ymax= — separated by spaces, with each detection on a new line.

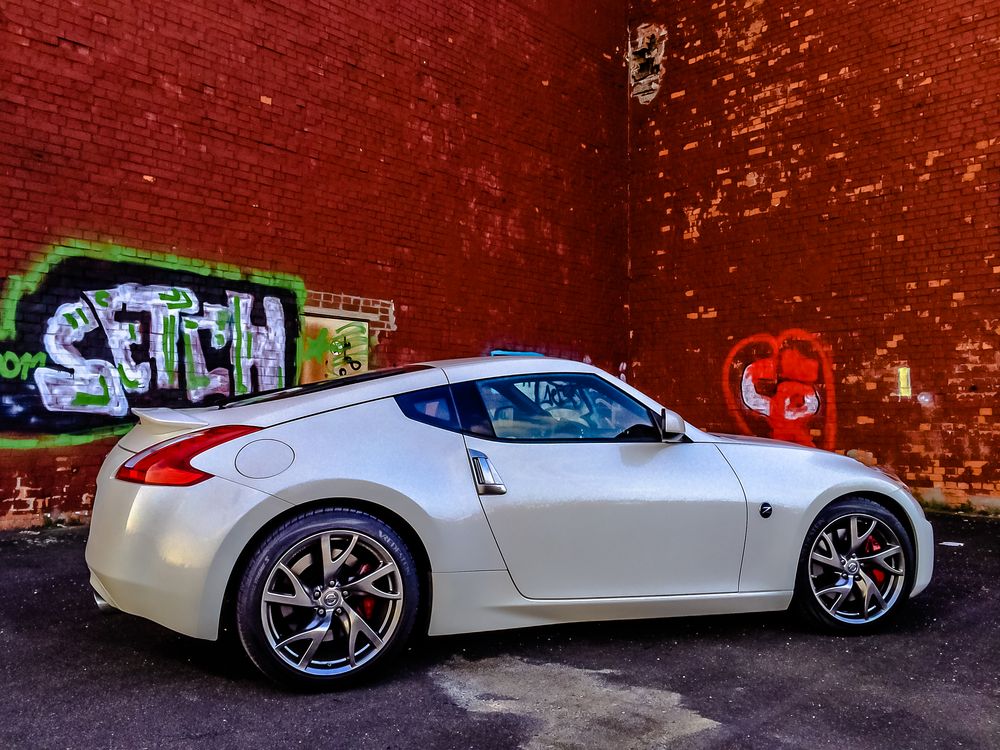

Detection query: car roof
xmin=153 ymin=356 xmax=616 ymax=431
xmin=424 ymin=356 xmax=598 ymax=382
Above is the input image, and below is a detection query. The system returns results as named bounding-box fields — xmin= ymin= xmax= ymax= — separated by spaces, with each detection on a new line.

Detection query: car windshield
xmin=216 ymin=365 xmax=432 ymax=408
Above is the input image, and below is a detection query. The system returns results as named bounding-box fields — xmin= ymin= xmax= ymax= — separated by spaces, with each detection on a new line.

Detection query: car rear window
xmin=217 ymin=365 xmax=432 ymax=408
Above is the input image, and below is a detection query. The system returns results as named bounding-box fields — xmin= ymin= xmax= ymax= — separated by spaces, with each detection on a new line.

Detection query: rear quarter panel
xmin=193 ymin=397 xmax=506 ymax=573
xmin=87 ymin=445 xmax=291 ymax=639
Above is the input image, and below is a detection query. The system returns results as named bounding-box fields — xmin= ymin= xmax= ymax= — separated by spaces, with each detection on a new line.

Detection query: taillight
xmin=116 ymin=425 xmax=260 ymax=486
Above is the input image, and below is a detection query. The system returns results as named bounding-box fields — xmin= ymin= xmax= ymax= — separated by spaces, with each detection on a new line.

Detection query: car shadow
xmin=107 ymin=589 xmax=947 ymax=691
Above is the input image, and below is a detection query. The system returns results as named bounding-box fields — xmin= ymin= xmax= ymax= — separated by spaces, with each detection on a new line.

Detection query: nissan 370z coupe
xmin=87 ymin=356 xmax=934 ymax=688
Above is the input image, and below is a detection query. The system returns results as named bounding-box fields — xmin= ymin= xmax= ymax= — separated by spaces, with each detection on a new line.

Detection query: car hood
xmin=706 ymin=431 xmax=916 ymax=495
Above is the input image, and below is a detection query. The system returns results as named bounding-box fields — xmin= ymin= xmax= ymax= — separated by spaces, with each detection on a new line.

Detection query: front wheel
xmin=794 ymin=497 xmax=914 ymax=631
xmin=236 ymin=508 xmax=420 ymax=688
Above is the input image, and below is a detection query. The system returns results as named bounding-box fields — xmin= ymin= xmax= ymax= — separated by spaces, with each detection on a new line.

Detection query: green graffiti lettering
xmin=1 ymin=351 xmax=49 ymax=380
xmin=72 ymin=375 xmax=112 ymax=407
xmin=162 ymin=314 xmax=177 ymax=386
xmin=117 ymin=363 xmax=140 ymax=389
xmin=158 ymin=287 xmax=194 ymax=310
xmin=93 ymin=290 xmax=111 ymax=307
xmin=20 ymin=351 xmax=46 ymax=379
xmin=0 ymin=351 xmax=19 ymax=378
xmin=232 ymin=299 xmax=246 ymax=394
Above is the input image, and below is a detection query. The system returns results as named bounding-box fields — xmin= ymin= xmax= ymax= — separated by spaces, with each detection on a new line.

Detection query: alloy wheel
xmin=807 ymin=513 xmax=907 ymax=624
xmin=259 ymin=529 xmax=404 ymax=675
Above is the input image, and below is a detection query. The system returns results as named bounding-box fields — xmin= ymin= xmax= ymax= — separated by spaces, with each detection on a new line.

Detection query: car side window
xmin=472 ymin=374 xmax=660 ymax=442
xmin=395 ymin=386 xmax=460 ymax=431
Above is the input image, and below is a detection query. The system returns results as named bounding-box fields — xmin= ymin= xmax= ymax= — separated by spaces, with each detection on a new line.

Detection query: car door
xmin=453 ymin=373 xmax=748 ymax=600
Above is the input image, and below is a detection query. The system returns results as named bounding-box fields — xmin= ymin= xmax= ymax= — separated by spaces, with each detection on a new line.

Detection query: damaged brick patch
xmin=628 ymin=23 xmax=668 ymax=104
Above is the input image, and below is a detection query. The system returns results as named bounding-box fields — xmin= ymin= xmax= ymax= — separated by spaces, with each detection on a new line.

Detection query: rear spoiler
xmin=131 ymin=408 xmax=209 ymax=431
xmin=118 ymin=408 xmax=211 ymax=453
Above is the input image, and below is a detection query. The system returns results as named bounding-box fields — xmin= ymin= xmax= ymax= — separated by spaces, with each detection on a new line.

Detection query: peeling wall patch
xmin=628 ymin=24 xmax=668 ymax=104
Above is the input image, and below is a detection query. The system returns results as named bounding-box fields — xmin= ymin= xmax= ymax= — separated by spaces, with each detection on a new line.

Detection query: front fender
xmin=717 ymin=444 xmax=932 ymax=594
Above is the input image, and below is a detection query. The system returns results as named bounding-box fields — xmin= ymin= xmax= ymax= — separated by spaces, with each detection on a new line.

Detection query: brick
xmin=0 ymin=0 xmax=629 ymax=527
xmin=627 ymin=0 xmax=1000 ymax=510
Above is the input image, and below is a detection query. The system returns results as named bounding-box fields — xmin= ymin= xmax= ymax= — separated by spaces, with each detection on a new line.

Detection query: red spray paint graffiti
xmin=722 ymin=329 xmax=836 ymax=450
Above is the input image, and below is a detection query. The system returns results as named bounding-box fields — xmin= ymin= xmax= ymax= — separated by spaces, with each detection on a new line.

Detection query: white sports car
xmin=87 ymin=356 xmax=934 ymax=687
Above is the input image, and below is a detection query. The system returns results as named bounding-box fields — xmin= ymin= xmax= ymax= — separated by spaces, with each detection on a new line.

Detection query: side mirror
xmin=658 ymin=407 xmax=686 ymax=442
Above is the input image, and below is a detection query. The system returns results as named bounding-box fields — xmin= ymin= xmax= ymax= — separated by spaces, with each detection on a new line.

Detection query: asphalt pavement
xmin=1 ymin=512 xmax=997 ymax=749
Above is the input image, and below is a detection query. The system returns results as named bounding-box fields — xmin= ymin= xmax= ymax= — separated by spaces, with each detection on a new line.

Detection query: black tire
xmin=236 ymin=507 xmax=420 ymax=689
xmin=794 ymin=497 xmax=915 ymax=632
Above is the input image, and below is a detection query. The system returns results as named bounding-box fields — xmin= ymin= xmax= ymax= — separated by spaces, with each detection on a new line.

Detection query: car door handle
xmin=468 ymin=449 xmax=506 ymax=495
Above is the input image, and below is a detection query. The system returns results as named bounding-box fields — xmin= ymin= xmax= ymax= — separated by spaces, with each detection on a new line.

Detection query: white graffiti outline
xmin=33 ymin=284 xmax=289 ymax=415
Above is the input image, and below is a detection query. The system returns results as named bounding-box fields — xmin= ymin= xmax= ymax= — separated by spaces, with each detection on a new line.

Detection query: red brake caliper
xmin=353 ymin=563 xmax=377 ymax=620
xmin=864 ymin=536 xmax=885 ymax=585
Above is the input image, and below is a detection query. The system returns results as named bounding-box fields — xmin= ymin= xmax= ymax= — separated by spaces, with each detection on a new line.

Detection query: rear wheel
xmin=794 ymin=497 xmax=914 ymax=631
xmin=236 ymin=508 xmax=419 ymax=688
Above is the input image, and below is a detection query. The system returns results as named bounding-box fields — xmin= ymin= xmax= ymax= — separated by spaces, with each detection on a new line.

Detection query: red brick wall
xmin=627 ymin=1 xmax=999 ymax=509
xmin=0 ymin=0 xmax=628 ymax=527
xmin=5 ymin=0 xmax=995 ymax=528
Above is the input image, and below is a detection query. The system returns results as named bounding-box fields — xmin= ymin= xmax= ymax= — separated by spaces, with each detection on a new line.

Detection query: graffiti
xmin=33 ymin=284 xmax=288 ymax=416
xmin=1 ymin=351 xmax=46 ymax=380
xmin=300 ymin=317 xmax=369 ymax=383
xmin=0 ymin=241 xmax=304 ymax=445
xmin=722 ymin=329 xmax=836 ymax=449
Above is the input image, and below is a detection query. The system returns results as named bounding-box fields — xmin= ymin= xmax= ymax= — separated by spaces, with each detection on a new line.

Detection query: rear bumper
xmin=86 ymin=444 xmax=291 ymax=640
